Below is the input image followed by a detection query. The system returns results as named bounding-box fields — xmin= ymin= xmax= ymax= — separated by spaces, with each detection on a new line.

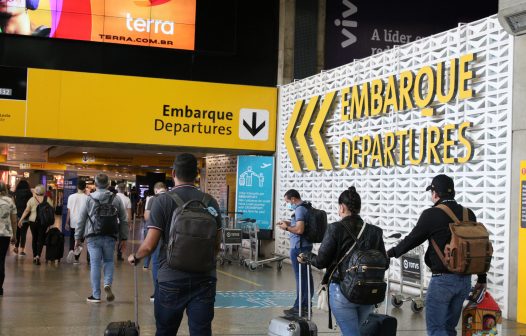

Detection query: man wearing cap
xmin=387 ymin=174 xmax=487 ymax=336
xmin=75 ymin=173 xmax=128 ymax=303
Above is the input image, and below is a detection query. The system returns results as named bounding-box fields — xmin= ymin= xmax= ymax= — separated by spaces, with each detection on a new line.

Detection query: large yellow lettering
xmin=395 ymin=130 xmax=408 ymax=166
xmin=408 ymin=128 xmax=426 ymax=165
xmin=442 ymin=123 xmax=456 ymax=164
xmin=339 ymin=138 xmax=351 ymax=169
xmin=436 ymin=58 xmax=458 ymax=104
xmin=350 ymin=83 xmax=370 ymax=120
xmin=361 ymin=135 xmax=372 ymax=168
xmin=351 ymin=136 xmax=361 ymax=169
xmin=458 ymin=121 xmax=473 ymax=163
xmin=341 ymin=87 xmax=351 ymax=121
xmin=370 ymin=133 xmax=384 ymax=167
xmin=383 ymin=75 xmax=399 ymax=114
xmin=414 ymin=66 xmax=436 ymax=115
xmin=426 ymin=126 xmax=442 ymax=164
xmin=459 ymin=53 xmax=475 ymax=100
xmin=399 ymin=70 xmax=415 ymax=111
xmin=370 ymin=79 xmax=384 ymax=117
xmin=384 ymin=132 xmax=397 ymax=166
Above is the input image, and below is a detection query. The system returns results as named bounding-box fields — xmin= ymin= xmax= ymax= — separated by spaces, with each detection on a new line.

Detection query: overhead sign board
xmin=0 ymin=0 xmax=196 ymax=50
xmin=0 ymin=67 xmax=277 ymax=152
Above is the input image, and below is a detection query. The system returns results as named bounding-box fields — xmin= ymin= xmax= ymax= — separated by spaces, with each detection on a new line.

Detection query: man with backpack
xmin=277 ymin=189 xmax=316 ymax=317
xmin=127 ymin=153 xmax=222 ymax=336
xmin=75 ymin=173 xmax=128 ymax=303
xmin=387 ymin=174 xmax=490 ymax=336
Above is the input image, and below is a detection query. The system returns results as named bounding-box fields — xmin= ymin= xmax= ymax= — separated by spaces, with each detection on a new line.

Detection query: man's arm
xmin=128 ymin=228 xmax=162 ymax=264
xmin=65 ymin=208 xmax=71 ymax=230
xmin=286 ymin=220 xmax=305 ymax=234
xmin=75 ymin=200 xmax=89 ymax=243
xmin=387 ymin=210 xmax=431 ymax=258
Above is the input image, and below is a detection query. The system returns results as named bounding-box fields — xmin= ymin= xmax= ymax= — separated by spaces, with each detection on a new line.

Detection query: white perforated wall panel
xmin=275 ymin=16 xmax=513 ymax=316
xmin=205 ymin=156 xmax=238 ymax=202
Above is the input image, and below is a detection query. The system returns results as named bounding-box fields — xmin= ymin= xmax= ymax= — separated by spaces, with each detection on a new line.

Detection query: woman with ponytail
xmin=298 ymin=186 xmax=387 ymax=335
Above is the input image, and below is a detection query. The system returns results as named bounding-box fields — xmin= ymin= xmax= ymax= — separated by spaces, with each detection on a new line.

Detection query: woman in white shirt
xmin=18 ymin=184 xmax=53 ymax=265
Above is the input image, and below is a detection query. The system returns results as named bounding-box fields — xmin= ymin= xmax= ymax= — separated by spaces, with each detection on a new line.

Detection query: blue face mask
xmin=287 ymin=203 xmax=297 ymax=210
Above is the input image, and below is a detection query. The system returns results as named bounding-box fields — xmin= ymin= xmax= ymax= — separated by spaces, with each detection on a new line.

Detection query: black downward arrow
xmin=243 ymin=112 xmax=266 ymax=136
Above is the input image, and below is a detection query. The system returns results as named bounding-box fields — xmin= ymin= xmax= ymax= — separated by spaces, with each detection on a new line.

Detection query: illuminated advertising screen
xmin=0 ymin=0 xmax=196 ymax=50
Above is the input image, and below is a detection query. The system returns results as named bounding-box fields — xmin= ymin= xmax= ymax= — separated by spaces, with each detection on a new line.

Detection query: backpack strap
xmin=167 ymin=192 xmax=185 ymax=208
xmin=462 ymin=207 xmax=469 ymax=222
xmin=436 ymin=204 xmax=461 ymax=224
xmin=202 ymin=194 xmax=212 ymax=207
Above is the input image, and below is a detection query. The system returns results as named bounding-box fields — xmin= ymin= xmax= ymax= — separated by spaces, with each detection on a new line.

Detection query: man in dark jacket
xmin=387 ymin=174 xmax=487 ymax=336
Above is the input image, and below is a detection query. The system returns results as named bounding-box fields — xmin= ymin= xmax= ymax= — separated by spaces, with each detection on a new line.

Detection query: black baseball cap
xmin=426 ymin=174 xmax=455 ymax=194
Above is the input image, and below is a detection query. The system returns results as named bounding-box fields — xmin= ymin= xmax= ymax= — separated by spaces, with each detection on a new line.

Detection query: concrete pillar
xmin=508 ymin=33 xmax=526 ymax=321
xmin=277 ymin=0 xmax=295 ymax=85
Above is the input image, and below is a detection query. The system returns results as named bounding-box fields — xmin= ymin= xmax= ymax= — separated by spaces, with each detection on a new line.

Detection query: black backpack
xmin=88 ymin=194 xmax=119 ymax=236
xmin=36 ymin=196 xmax=55 ymax=227
xmin=337 ymin=222 xmax=389 ymax=305
xmin=299 ymin=202 xmax=328 ymax=244
xmin=166 ymin=192 xmax=218 ymax=273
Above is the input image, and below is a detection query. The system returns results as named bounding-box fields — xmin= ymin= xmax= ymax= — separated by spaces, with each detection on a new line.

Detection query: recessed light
xmin=82 ymin=151 xmax=88 ymax=154
xmin=157 ymin=152 xmax=163 ymax=155
xmin=9 ymin=146 xmax=15 ymax=149
xmin=23 ymin=152 xmax=27 ymax=155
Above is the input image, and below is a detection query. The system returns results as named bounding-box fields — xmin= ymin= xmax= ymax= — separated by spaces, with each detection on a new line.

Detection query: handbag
xmin=317 ymin=284 xmax=329 ymax=311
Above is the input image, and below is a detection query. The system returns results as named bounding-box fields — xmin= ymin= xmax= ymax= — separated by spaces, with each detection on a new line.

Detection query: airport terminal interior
xmin=2 ymin=0 xmax=526 ymax=335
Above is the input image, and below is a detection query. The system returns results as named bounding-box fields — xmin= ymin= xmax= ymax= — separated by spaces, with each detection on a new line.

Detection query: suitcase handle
xmin=132 ymin=217 xmax=139 ymax=327
xmin=298 ymin=262 xmax=312 ymax=321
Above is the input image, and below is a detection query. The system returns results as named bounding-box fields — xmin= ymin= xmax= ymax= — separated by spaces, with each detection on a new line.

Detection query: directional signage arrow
xmin=284 ymin=92 xmax=335 ymax=172
xmin=243 ymin=112 xmax=266 ymax=137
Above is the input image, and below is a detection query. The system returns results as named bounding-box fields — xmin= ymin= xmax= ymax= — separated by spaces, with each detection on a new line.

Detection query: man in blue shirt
xmin=278 ymin=189 xmax=314 ymax=316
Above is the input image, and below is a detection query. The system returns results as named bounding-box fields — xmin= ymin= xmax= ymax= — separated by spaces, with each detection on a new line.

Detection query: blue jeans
xmin=151 ymin=243 xmax=160 ymax=296
xmin=426 ymin=274 xmax=472 ymax=336
xmin=290 ymin=246 xmax=314 ymax=309
xmin=87 ymin=236 xmax=116 ymax=299
xmin=154 ymin=276 xmax=216 ymax=336
xmin=329 ymin=282 xmax=373 ymax=336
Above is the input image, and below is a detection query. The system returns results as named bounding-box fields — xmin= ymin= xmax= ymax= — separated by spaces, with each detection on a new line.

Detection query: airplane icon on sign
xmin=260 ymin=163 xmax=271 ymax=169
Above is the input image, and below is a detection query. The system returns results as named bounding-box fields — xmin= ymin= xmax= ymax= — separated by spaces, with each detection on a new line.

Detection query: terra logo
xmin=134 ymin=0 xmax=171 ymax=7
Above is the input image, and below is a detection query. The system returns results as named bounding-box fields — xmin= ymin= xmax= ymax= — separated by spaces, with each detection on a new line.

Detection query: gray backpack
xmin=166 ymin=192 xmax=218 ymax=273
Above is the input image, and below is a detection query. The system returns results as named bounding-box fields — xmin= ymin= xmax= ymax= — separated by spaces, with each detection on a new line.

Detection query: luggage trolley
xmin=391 ymin=244 xmax=426 ymax=313
xmin=218 ymin=211 xmax=244 ymax=266
xmin=237 ymin=218 xmax=287 ymax=271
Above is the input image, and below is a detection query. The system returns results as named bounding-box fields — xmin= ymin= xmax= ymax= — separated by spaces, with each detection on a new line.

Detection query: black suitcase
xmin=360 ymin=313 xmax=397 ymax=336
xmin=360 ymin=237 xmax=398 ymax=336
xmin=104 ymin=321 xmax=139 ymax=336
xmin=105 ymin=222 xmax=140 ymax=336
xmin=45 ymin=227 xmax=64 ymax=261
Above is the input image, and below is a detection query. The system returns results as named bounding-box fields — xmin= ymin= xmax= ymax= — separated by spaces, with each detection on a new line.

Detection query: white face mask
xmin=286 ymin=202 xmax=294 ymax=210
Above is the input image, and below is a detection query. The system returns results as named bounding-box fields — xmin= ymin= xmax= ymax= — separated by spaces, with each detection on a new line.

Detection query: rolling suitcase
xmin=105 ymin=219 xmax=140 ymax=336
xmin=268 ymin=263 xmax=317 ymax=336
xmin=45 ymin=227 xmax=64 ymax=262
xmin=360 ymin=246 xmax=397 ymax=336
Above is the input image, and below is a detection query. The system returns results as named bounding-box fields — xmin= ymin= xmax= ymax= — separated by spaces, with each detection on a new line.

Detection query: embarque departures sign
xmin=285 ymin=53 xmax=476 ymax=172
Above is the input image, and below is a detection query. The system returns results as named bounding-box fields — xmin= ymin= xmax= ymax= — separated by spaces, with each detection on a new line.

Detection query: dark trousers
xmin=154 ymin=276 xmax=216 ymax=336
xmin=15 ymin=220 xmax=29 ymax=249
xmin=29 ymin=221 xmax=47 ymax=258
xmin=0 ymin=237 xmax=10 ymax=290
xmin=290 ymin=246 xmax=314 ymax=309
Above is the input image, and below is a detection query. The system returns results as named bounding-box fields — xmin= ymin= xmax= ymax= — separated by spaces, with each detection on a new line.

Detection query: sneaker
xmin=35 ymin=258 xmax=41 ymax=266
xmin=143 ymin=266 xmax=149 ymax=271
xmin=283 ymin=307 xmax=308 ymax=317
xmin=73 ymin=260 xmax=80 ymax=265
xmin=150 ymin=295 xmax=155 ymax=302
xmin=104 ymin=285 xmax=115 ymax=302
xmin=86 ymin=296 xmax=101 ymax=303
xmin=0 ymin=288 xmax=3 ymax=296
xmin=19 ymin=252 xmax=26 ymax=257
xmin=13 ymin=247 xmax=18 ymax=254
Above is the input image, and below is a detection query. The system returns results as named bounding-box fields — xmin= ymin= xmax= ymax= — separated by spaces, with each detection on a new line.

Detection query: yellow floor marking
xmin=217 ymin=270 xmax=262 ymax=287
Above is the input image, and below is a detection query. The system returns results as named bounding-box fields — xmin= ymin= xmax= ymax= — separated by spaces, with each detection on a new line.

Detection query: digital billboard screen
xmin=0 ymin=0 xmax=196 ymax=50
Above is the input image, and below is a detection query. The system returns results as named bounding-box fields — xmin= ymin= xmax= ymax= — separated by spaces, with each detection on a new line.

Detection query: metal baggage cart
xmin=391 ymin=244 xmax=426 ymax=313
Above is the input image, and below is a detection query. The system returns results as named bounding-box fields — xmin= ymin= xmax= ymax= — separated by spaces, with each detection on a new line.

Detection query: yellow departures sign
xmin=285 ymin=53 xmax=476 ymax=172
xmin=285 ymin=92 xmax=336 ymax=172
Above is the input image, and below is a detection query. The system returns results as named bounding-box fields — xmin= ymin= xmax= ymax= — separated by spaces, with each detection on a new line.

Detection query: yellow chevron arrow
xmin=311 ymin=92 xmax=335 ymax=170
xmin=297 ymin=96 xmax=319 ymax=171
xmin=284 ymin=100 xmax=304 ymax=172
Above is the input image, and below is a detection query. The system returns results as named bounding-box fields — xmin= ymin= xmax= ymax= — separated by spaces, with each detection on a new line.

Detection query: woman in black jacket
xmin=13 ymin=180 xmax=32 ymax=256
xmin=299 ymin=186 xmax=387 ymax=336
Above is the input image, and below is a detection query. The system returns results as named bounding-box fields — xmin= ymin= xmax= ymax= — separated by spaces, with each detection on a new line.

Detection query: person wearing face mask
xmin=277 ymin=189 xmax=314 ymax=317
xmin=297 ymin=186 xmax=387 ymax=335
xmin=386 ymin=174 xmax=487 ymax=336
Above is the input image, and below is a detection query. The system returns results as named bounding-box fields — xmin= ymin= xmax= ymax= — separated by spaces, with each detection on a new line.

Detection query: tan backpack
xmin=431 ymin=204 xmax=493 ymax=275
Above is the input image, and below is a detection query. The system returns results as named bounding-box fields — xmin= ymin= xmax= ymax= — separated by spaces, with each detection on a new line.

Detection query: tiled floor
xmin=1 ymin=222 xmax=525 ymax=335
